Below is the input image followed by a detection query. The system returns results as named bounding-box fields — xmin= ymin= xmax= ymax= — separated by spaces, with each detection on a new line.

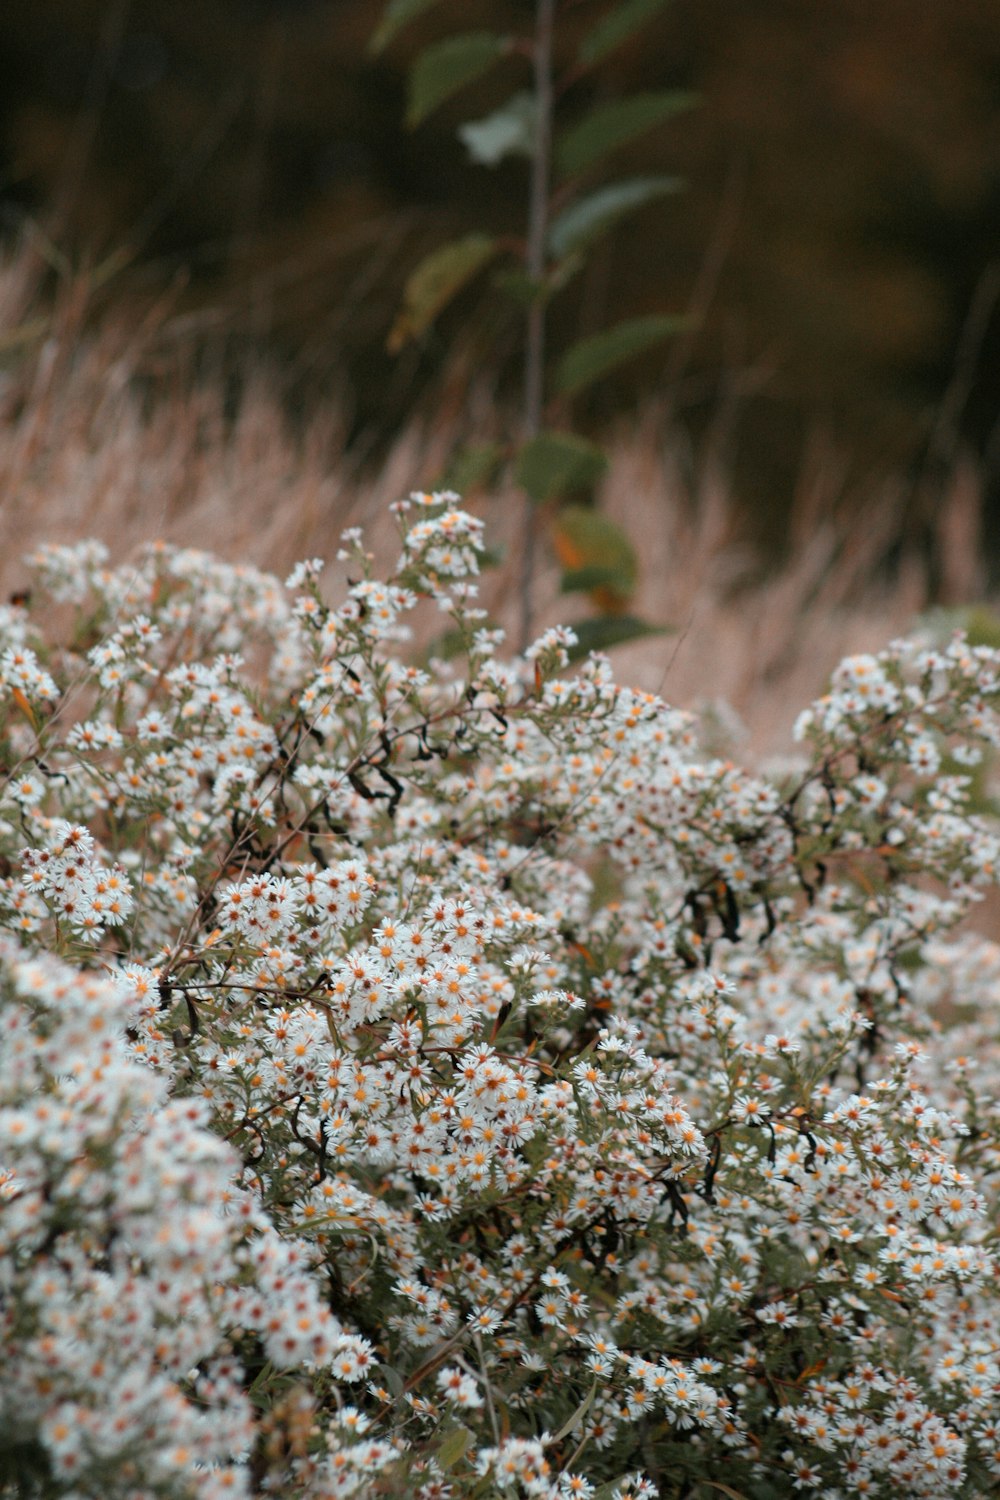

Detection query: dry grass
xmin=0 ymin=244 xmax=990 ymax=754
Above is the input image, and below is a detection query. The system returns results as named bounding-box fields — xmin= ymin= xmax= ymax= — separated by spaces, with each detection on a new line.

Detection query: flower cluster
xmin=1 ymin=494 xmax=999 ymax=1497
xmin=0 ymin=942 xmax=255 ymax=1497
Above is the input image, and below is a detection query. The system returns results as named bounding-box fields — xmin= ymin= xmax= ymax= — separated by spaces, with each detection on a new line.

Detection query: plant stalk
xmin=519 ymin=0 xmax=556 ymax=653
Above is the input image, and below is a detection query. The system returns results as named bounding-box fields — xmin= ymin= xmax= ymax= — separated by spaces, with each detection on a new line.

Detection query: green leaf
xmin=578 ymin=0 xmax=669 ymax=66
xmin=248 ymin=1360 xmax=275 ymax=1397
xmin=437 ymin=1425 xmax=475 ymax=1470
xmin=561 ymin=563 xmax=629 ymax=594
xmin=389 ymin=234 xmax=499 ymax=349
xmin=555 ymin=314 xmax=685 ymax=396
xmin=407 ymin=33 xmax=508 ymax=127
xmin=374 ymin=1363 xmax=405 ymax=1401
xmin=550 ymin=1379 xmax=600 ymax=1443
xmin=459 ymin=91 xmax=537 ymax=166
xmin=492 ymin=267 xmax=540 ymax=307
xmin=516 ymin=432 xmax=607 ymax=502
xmin=440 ymin=442 xmax=505 ymax=492
xmin=553 ymin=504 xmax=638 ymax=601
xmin=547 ymin=250 xmax=586 ymax=295
xmin=548 ymin=176 xmax=681 ymax=259
xmin=494 ymin=254 xmax=585 ymax=308
xmin=556 ymin=90 xmax=697 ymax=177
xmin=370 ymin=0 xmax=448 ymax=52
xmin=566 ymin=614 xmax=670 ymax=661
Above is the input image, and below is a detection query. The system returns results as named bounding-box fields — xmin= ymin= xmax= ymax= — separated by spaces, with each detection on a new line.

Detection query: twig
xmin=518 ymin=0 xmax=557 ymax=653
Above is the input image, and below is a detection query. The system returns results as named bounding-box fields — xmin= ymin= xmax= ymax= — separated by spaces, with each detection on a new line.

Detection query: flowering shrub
xmin=1 ymin=494 xmax=999 ymax=1499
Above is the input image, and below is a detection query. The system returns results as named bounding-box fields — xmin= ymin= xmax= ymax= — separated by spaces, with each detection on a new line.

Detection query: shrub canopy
xmin=1 ymin=496 xmax=999 ymax=1497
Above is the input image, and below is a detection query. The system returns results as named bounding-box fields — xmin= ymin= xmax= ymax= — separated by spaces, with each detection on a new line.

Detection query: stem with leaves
xmin=520 ymin=0 xmax=556 ymax=648
xmin=373 ymin=0 xmax=695 ymax=658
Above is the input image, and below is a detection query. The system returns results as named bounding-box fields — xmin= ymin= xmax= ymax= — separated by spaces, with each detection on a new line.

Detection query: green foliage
xmin=956 ymin=604 xmax=1000 ymax=649
xmin=516 ymin=431 xmax=607 ymax=502
xmin=555 ymin=313 xmax=686 ymax=396
xmin=436 ymin=1426 xmax=475 ymax=1469
xmin=388 ymin=234 xmax=499 ymax=350
xmin=406 ymin=33 xmax=508 ymax=126
xmin=577 ymin=0 xmax=670 ymax=66
xmin=440 ymin=440 xmax=506 ymax=493
xmin=370 ymin=0 xmax=449 ymax=53
xmin=548 ymin=176 xmax=682 ymax=259
xmin=565 ymin=612 xmax=670 ymax=659
xmin=553 ymin=502 xmax=639 ymax=600
xmin=0 ymin=1436 xmax=53 ymax=1500
xmin=555 ymin=90 xmax=697 ymax=177
xmin=376 ymin=0 xmax=693 ymax=643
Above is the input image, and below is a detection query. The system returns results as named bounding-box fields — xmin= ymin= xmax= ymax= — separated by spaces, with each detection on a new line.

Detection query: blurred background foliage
xmin=2 ymin=0 xmax=1000 ymax=558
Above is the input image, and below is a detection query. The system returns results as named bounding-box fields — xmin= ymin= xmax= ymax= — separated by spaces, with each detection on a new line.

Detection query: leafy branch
xmin=373 ymin=0 xmax=694 ymax=650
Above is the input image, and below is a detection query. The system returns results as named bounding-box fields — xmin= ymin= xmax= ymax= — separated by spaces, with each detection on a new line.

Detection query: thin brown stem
xmin=519 ymin=0 xmax=557 ymax=653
